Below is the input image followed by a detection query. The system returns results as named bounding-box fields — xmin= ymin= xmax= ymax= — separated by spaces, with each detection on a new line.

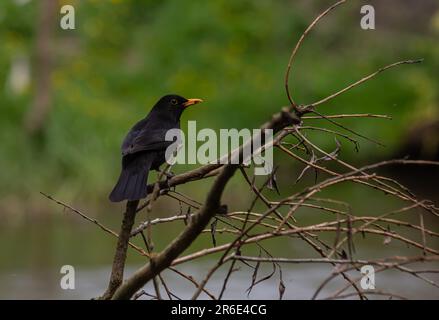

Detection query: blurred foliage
xmin=0 ymin=0 xmax=438 ymax=215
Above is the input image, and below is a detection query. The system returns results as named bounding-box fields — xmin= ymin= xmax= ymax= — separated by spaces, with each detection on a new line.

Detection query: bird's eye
xmin=171 ymin=99 xmax=178 ymax=105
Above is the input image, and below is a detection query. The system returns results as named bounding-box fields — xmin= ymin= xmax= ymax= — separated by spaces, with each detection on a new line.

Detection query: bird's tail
xmin=109 ymin=152 xmax=153 ymax=202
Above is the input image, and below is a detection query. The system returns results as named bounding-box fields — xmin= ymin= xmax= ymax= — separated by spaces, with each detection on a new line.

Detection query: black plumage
xmin=109 ymin=94 xmax=202 ymax=202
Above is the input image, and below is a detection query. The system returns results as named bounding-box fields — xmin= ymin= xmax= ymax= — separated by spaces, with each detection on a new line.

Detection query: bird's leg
xmin=162 ymin=170 xmax=175 ymax=179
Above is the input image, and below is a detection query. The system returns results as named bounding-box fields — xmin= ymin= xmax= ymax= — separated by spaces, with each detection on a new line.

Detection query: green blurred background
xmin=0 ymin=0 xmax=438 ymax=299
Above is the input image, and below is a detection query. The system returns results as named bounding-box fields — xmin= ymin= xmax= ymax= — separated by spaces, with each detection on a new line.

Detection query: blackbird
xmin=109 ymin=94 xmax=203 ymax=202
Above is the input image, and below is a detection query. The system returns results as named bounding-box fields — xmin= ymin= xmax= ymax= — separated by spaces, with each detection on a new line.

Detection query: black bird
xmin=109 ymin=94 xmax=203 ymax=202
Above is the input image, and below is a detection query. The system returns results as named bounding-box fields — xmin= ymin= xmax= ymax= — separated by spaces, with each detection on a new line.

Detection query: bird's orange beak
xmin=183 ymin=98 xmax=203 ymax=108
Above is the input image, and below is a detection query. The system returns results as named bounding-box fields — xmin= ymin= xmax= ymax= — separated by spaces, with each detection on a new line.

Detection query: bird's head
xmin=152 ymin=94 xmax=203 ymax=121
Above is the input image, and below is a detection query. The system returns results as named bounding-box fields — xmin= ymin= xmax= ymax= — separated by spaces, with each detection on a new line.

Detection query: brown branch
xmin=232 ymin=255 xmax=439 ymax=266
xmin=324 ymin=290 xmax=408 ymax=300
xmin=302 ymin=113 xmax=392 ymax=120
xmin=40 ymin=192 xmax=149 ymax=257
xmin=112 ymin=165 xmax=238 ymax=299
xmin=110 ymin=108 xmax=301 ymax=299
